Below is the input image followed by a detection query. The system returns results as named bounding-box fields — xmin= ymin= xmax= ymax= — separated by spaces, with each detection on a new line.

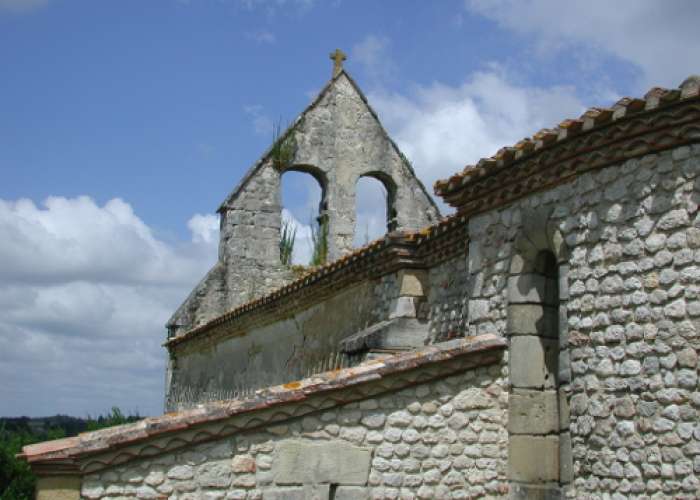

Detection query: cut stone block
xmin=508 ymin=435 xmax=560 ymax=483
xmin=559 ymin=388 xmax=570 ymax=430
xmin=508 ymin=274 xmax=547 ymax=303
xmin=508 ymin=389 xmax=559 ymax=435
xmin=388 ymin=296 xmax=420 ymax=319
xmin=335 ymin=486 xmax=369 ymax=500
xmin=272 ymin=440 xmax=371 ymax=486
xmin=559 ymin=432 xmax=573 ymax=484
xmin=262 ymin=487 xmax=305 ymax=500
xmin=558 ymin=264 xmax=570 ymax=300
xmin=509 ymin=483 xmax=564 ymax=500
xmin=558 ymin=350 xmax=571 ymax=384
xmin=37 ymin=476 xmax=81 ymax=500
xmin=510 ymin=336 xmax=558 ymax=389
xmin=397 ymin=269 xmax=427 ymax=297
xmin=507 ymin=304 xmax=558 ymax=337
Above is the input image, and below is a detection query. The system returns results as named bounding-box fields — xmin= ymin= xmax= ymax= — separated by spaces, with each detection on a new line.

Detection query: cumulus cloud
xmin=0 ymin=196 xmax=218 ymax=417
xmin=0 ymin=0 xmax=48 ymax=13
xmin=352 ymin=34 xmax=396 ymax=85
xmin=370 ymin=68 xmax=585 ymax=205
xmin=188 ymin=213 xmax=219 ymax=244
xmin=465 ymin=0 xmax=700 ymax=89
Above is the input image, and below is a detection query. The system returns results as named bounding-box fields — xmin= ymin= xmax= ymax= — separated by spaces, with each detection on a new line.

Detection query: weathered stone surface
xmin=272 ymin=440 xmax=371 ymax=485
xmin=508 ymin=389 xmax=558 ymax=435
xmin=38 ymin=476 xmax=81 ymax=500
xmin=167 ymin=70 xmax=439 ymax=339
xmin=507 ymin=274 xmax=547 ymax=304
xmin=507 ymin=304 xmax=558 ymax=337
xmin=508 ymin=435 xmax=560 ymax=482
xmin=397 ymin=269 xmax=428 ymax=297
xmin=510 ymin=336 xmax=558 ymax=389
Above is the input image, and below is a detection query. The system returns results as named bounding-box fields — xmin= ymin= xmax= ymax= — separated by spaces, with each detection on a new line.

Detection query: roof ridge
xmin=434 ymin=75 xmax=700 ymax=198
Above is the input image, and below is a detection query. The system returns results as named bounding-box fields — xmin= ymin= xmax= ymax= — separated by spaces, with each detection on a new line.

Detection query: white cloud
xmin=354 ymin=177 xmax=388 ymax=247
xmin=371 ymin=68 xmax=585 ymax=207
xmin=0 ymin=0 xmax=48 ymax=13
xmin=465 ymin=0 xmax=700 ymax=89
xmin=244 ymin=104 xmax=274 ymax=137
xmin=352 ymin=34 xmax=396 ymax=84
xmin=0 ymin=196 xmax=212 ymax=285
xmin=188 ymin=213 xmax=219 ymax=244
xmin=0 ymin=196 xmax=218 ymax=417
xmin=281 ymin=208 xmax=312 ymax=265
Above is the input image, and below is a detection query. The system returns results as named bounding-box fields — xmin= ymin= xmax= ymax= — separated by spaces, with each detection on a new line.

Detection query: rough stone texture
xmin=271 ymin=440 xmax=370 ymax=485
xmin=167 ymin=265 xmax=441 ymax=410
xmin=467 ymin=145 xmax=700 ymax=498
xmin=157 ymin=144 xmax=699 ymax=497
xmin=427 ymin=254 xmax=469 ymax=342
xmin=82 ymin=365 xmax=509 ymax=499
xmin=36 ymin=476 xmax=81 ymax=500
xmin=167 ymin=71 xmax=439 ymax=338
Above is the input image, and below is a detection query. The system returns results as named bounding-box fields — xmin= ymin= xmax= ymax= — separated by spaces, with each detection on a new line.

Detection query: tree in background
xmin=0 ymin=407 xmax=140 ymax=500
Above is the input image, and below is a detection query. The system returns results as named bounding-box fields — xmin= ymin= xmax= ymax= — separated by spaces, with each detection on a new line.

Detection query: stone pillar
xmin=507 ymin=247 xmax=571 ymax=498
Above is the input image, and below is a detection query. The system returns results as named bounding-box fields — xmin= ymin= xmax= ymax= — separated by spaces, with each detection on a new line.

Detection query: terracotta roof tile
xmin=434 ymin=75 xmax=700 ymax=202
xmin=20 ymin=334 xmax=506 ymax=468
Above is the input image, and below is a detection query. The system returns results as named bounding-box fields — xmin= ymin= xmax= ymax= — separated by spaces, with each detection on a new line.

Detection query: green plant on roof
xmin=270 ymin=119 xmax=297 ymax=170
xmin=310 ymin=214 xmax=328 ymax=267
xmin=279 ymin=218 xmax=297 ymax=266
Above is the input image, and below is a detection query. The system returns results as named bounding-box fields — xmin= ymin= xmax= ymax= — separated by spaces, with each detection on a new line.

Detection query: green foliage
xmin=0 ymin=409 xmax=140 ymax=500
xmin=270 ymin=119 xmax=297 ymax=170
xmin=85 ymin=407 xmax=138 ymax=432
xmin=279 ymin=218 xmax=297 ymax=266
xmin=310 ymin=215 xmax=329 ymax=267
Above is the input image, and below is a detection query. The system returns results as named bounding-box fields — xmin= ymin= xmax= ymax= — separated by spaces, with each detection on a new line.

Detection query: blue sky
xmin=1 ymin=0 xmax=698 ymax=417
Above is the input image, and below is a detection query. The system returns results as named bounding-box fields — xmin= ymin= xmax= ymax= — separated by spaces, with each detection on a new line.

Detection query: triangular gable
xmin=217 ymin=69 xmax=438 ymax=213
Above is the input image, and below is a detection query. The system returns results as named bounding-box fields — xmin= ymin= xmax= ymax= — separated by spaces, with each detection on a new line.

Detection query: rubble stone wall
xmin=466 ymin=145 xmax=700 ymax=498
xmin=83 ymin=364 xmax=508 ymax=500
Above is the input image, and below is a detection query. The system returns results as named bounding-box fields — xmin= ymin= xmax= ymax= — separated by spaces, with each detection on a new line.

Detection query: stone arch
xmin=282 ymin=164 xmax=329 ymax=217
xmin=279 ymin=164 xmax=329 ymax=265
xmin=357 ymin=170 xmax=398 ymax=233
xmin=507 ymin=207 xmax=572 ymax=498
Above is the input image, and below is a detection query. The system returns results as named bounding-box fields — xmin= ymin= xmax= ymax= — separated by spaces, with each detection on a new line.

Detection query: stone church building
xmin=21 ymin=53 xmax=700 ymax=500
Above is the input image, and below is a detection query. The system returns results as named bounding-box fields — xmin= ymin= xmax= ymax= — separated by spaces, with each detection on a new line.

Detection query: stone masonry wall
xmin=427 ymin=255 xmax=469 ymax=343
xmin=83 ymin=364 xmax=508 ymax=500
xmin=168 ymin=72 xmax=439 ymax=337
xmin=466 ymin=145 xmax=700 ymax=498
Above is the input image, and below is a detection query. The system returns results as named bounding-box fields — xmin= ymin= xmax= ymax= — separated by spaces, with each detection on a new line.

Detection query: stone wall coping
xmin=166 ymin=212 xmax=468 ymax=350
xmin=434 ymin=75 xmax=700 ymax=212
xmin=19 ymin=334 xmax=505 ymax=471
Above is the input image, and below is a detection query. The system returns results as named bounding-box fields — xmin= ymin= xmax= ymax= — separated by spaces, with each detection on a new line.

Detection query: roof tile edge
xmin=20 ymin=334 xmax=506 ymax=468
xmin=434 ymin=75 xmax=700 ymax=209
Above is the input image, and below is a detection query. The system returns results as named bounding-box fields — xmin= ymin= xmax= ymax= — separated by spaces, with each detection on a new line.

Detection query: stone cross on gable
xmin=329 ymin=48 xmax=346 ymax=77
